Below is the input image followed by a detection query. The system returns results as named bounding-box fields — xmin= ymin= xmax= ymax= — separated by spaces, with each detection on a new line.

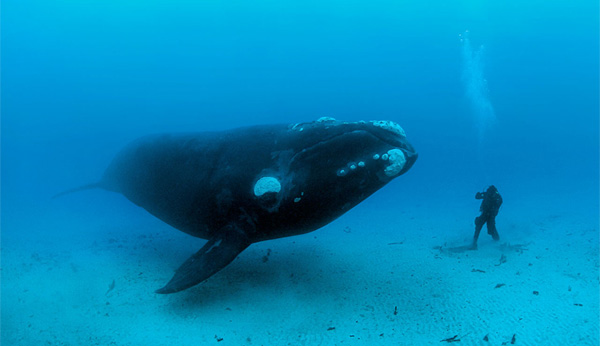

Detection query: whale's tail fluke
xmin=52 ymin=182 xmax=104 ymax=199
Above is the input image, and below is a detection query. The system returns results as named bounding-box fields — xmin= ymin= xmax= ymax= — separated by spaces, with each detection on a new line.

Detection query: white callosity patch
xmin=370 ymin=120 xmax=406 ymax=137
xmin=290 ymin=117 xmax=336 ymax=132
xmin=383 ymin=149 xmax=406 ymax=177
xmin=253 ymin=177 xmax=281 ymax=196
xmin=293 ymin=192 xmax=304 ymax=203
xmin=290 ymin=123 xmax=304 ymax=131
xmin=338 ymin=161 xmax=367 ymax=177
xmin=337 ymin=168 xmax=348 ymax=177
xmin=317 ymin=117 xmax=336 ymax=123
xmin=205 ymin=239 xmax=222 ymax=254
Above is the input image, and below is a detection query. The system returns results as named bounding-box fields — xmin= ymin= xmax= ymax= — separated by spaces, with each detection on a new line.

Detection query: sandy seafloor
xmin=2 ymin=183 xmax=598 ymax=346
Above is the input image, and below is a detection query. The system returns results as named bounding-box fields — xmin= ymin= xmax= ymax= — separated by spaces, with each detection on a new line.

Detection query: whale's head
xmin=289 ymin=117 xmax=417 ymax=182
xmin=253 ymin=117 xmax=417 ymax=234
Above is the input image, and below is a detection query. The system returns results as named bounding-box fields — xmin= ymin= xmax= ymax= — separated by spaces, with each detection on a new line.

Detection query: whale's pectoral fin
xmin=155 ymin=225 xmax=251 ymax=294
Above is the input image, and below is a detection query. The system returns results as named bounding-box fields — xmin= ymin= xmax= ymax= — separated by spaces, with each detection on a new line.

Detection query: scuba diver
xmin=470 ymin=185 xmax=502 ymax=250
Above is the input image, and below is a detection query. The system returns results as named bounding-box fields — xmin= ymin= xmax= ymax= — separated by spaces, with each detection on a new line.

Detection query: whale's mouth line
xmin=305 ymin=129 xmax=405 ymax=151
xmin=294 ymin=129 xmax=412 ymax=157
xmin=377 ymin=135 xmax=407 ymax=151
xmin=287 ymin=130 xmax=360 ymax=167
xmin=369 ymin=130 xmax=415 ymax=159
xmin=288 ymin=130 xmax=416 ymax=178
xmin=288 ymin=119 xmax=413 ymax=158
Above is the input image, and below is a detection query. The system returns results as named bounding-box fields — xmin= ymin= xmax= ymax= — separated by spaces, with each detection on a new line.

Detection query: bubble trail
xmin=460 ymin=30 xmax=496 ymax=144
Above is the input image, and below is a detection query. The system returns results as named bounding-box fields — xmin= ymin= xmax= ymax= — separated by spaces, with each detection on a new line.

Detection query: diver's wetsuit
xmin=472 ymin=185 xmax=502 ymax=247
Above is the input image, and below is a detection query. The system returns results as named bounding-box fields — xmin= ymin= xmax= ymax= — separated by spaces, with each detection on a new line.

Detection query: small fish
xmin=106 ymin=279 xmax=115 ymax=295
xmin=440 ymin=335 xmax=460 ymax=343
xmin=495 ymin=254 xmax=507 ymax=266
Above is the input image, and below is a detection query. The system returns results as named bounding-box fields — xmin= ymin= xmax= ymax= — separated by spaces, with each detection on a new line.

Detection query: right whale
xmin=57 ymin=118 xmax=418 ymax=293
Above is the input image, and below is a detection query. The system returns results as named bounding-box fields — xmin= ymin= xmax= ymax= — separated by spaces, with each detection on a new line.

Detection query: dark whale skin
xmin=72 ymin=118 xmax=418 ymax=293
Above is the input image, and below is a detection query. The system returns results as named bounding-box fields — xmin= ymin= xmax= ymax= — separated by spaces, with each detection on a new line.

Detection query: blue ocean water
xmin=2 ymin=1 xmax=598 ymax=345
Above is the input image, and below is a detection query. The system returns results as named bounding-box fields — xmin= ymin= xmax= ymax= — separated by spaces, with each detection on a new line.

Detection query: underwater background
xmin=2 ymin=1 xmax=598 ymax=345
